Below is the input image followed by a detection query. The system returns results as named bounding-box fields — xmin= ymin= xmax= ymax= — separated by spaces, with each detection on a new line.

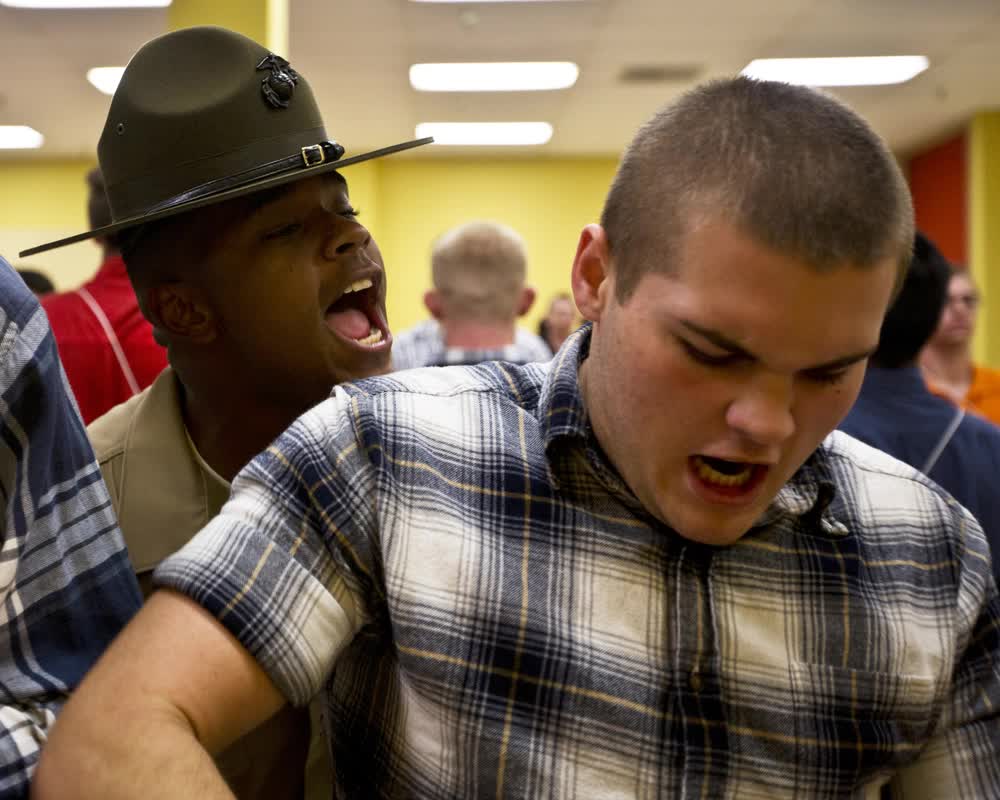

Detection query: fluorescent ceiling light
xmin=410 ymin=1 xmax=579 ymax=3
xmin=416 ymin=122 xmax=553 ymax=146
xmin=87 ymin=66 xmax=125 ymax=95
xmin=410 ymin=62 xmax=578 ymax=92
xmin=741 ymin=56 xmax=929 ymax=87
xmin=0 ymin=0 xmax=169 ymax=7
xmin=0 ymin=126 xmax=44 ymax=149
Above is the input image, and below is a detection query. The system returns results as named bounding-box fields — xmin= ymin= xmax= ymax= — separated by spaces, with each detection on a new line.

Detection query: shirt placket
xmin=670 ymin=544 xmax=726 ymax=800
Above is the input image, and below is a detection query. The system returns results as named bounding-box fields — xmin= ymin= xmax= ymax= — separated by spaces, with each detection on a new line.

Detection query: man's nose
xmin=323 ymin=221 xmax=370 ymax=260
xmin=724 ymin=375 xmax=796 ymax=447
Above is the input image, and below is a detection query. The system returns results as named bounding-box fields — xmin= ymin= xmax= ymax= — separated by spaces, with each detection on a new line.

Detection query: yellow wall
xmin=969 ymin=112 xmax=1000 ymax=367
xmin=371 ymin=157 xmax=618 ymax=332
xmin=1 ymin=156 xmax=617 ymax=332
xmin=168 ymin=0 xmax=288 ymax=55
xmin=0 ymin=159 xmax=102 ymax=290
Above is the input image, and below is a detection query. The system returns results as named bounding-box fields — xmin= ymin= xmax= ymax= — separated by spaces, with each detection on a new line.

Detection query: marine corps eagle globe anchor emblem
xmin=256 ymin=54 xmax=300 ymax=109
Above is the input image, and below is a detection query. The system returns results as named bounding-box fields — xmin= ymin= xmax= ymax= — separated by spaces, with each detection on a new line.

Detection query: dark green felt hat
xmin=21 ymin=26 xmax=431 ymax=257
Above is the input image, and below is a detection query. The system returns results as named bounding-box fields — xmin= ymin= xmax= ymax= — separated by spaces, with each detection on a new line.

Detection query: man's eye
xmin=340 ymin=206 xmax=361 ymax=220
xmin=262 ymin=222 xmax=303 ymax=240
xmin=803 ymin=369 xmax=849 ymax=386
xmin=679 ymin=339 xmax=740 ymax=367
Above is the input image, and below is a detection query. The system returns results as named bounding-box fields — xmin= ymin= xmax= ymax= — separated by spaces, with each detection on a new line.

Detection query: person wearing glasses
xmin=921 ymin=267 xmax=1000 ymax=424
xmin=840 ymin=231 xmax=1000 ymax=586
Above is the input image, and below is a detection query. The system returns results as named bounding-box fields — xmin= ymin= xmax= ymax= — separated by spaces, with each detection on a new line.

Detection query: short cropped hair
xmin=16 ymin=268 xmax=55 ymax=296
xmin=871 ymin=232 xmax=952 ymax=369
xmin=601 ymin=77 xmax=914 ymax=301
xmin=431 ymin=221 xmax=527 ymax=323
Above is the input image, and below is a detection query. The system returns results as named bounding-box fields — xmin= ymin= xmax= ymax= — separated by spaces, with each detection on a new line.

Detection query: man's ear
xmin=571 ymin=224 xmax=613 ymax=323
xmin=144 ymin=282 xmax=217 ymax=344
xmin=424 ymin=289 xmax=444 ymax=320
xmin=515 ymin=286 xmax=536 ymax=317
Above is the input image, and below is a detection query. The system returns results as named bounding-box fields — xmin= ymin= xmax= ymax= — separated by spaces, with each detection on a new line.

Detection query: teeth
xmin=342 ymin=278 xmax=373 ymax=295
xmin=355 ymin=325 xmax=383 ymax=346
xmin=693 ymin=455 xmax=753 ymax=488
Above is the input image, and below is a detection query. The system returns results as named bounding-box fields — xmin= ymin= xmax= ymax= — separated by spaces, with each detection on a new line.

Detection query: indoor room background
xmin=1 ymin=0 xmax=999 ymax=353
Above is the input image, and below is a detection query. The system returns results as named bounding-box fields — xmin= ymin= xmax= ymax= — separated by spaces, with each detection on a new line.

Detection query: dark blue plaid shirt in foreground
xmin=0 ymin=258 xmax=140 ymax=796
xmin=158 ymin=326 xmax=1000 ymax=799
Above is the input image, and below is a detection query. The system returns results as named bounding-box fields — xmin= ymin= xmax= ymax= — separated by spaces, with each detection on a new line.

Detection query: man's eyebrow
xmin=244 ymin=172 xmax=348 ymax=217
xmin=244 ymin=182 xmax=298 ymax=215
xmin=680 ymin=320 xmax=753 ymax=358
xmin=678 ymin=319 xmax=876 ymax=372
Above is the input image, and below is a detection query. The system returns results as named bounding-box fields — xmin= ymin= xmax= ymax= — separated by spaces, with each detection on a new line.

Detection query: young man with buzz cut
xmin=35 ymin=78 xmax=999 ymax=799
xmin=20 ymin=24 xmax=431 ymax=800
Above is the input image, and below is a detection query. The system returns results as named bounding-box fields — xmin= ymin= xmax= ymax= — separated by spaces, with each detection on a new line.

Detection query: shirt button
xmin=689 ymin=672 xmax=703 ymax=691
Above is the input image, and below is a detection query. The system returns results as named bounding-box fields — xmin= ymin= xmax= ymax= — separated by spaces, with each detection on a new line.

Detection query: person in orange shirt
xmin=920 ymin=268 xmax=1000 ymax=424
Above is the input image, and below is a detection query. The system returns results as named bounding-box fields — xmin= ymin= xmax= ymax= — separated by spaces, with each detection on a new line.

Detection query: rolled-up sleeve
xmin=155 ymin=393 xmax=378 ymax=706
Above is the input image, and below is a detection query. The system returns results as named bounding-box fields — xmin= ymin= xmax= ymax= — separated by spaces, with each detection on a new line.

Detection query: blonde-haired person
xmin=392 ymin=220 xmax=552 ymax=369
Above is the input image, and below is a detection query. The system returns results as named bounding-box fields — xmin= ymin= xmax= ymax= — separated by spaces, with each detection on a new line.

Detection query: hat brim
xmin=19 ymin=136 xmax=433 ymax=258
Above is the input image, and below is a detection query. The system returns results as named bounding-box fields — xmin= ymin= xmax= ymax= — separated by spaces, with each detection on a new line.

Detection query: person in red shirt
xmin=42 ymin=168 xmax=167 ymax=423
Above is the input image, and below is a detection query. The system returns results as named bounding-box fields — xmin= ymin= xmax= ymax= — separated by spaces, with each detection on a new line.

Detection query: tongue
xmin=326 ymin=307 xmax=371 ymax=340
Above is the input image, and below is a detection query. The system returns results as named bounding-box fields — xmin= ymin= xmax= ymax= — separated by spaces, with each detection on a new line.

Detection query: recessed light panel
xmin=0 ymin=126 xmax=44 ymax=149
xmin=86 ymin=66 xmax=125 ymax=95
xmin=0 ymin=0 xmax=169 ymax=7
xmin=741 ymin=56 xmax=929 ymax=87
xmin=415 ymin=122 xmax=553 ymax=146
xmin=410 ymin=0 xmax=580 ymax=3
xmin=410 ymin=62 xmax=578 ymax=92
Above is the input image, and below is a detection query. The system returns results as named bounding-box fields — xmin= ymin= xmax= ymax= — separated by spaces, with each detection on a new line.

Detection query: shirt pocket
xmin=790 ymin=661 xmax=940 ymax=794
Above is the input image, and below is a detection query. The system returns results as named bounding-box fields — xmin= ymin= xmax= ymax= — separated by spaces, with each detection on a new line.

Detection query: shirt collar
xmin=536 ymin=323 xmax=841 ymax=532
xmin=115 ymin=368 xmax=231 ymax=572
xmin=93 ymin=253 xmax=129 ymax=283
xmin=537 ymin=323 xmax=593 ymax=449
xmin=859 ymin=364 xmax=929 ymax=398
xmin=753 ymin=444 xmax=842 ymax=534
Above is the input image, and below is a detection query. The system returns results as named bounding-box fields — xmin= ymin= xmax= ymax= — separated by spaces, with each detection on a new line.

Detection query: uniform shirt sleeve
xmin=888 ymin=504 xmax=1000 ymax=798
xmin=154 ymin=390 xmax=379 ymax=706
xmin=0 ymin=260 xmax=142 ymax=795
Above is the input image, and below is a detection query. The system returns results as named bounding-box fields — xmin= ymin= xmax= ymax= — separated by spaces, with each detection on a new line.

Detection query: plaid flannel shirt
xmin=0 ymin=258 xmax=141 ymax=796
xmin=392 ymin=319 xmax=553 ymax=369
xmin=158 ymin=326 xmax=1000 ymax=799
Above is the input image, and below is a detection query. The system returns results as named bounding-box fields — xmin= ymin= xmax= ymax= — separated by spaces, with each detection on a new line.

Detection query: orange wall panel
xmin=908 ymin=133 xmax=967 ymax=265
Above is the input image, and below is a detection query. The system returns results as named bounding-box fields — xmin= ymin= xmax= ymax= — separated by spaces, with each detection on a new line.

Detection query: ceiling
xmin=2 ymin=0 xmax=1000 ymax=162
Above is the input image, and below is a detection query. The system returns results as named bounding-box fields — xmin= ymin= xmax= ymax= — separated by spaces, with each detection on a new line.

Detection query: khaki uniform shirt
xmin=89 ymin=368 xmax=331 ymax=800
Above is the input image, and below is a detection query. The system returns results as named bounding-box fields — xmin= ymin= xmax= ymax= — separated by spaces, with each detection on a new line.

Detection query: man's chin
xmin=674 ymin=525 xmax=753 ymax=548
xmin=659 ymin=506 xmax=758 ymax=547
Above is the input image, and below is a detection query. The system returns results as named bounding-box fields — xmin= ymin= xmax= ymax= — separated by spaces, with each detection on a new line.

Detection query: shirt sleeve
xmin=888 ymin=506 xmax=1000 ymax=798
xmin=154 ymin=390 xmax=379 ymax=707
xmin=0 ymin=262 xmax=142 ymax=796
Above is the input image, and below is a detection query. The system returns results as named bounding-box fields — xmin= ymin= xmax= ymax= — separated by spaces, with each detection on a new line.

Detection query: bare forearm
xmin=32 ymin=591 xmax=288 ymax=800
xmin=33 ymin=701 xmax=234 ymax=800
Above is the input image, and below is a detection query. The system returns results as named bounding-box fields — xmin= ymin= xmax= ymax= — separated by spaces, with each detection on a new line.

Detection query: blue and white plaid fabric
xmin=0 ymin=258 xmax=140 ymax=796
xmin=392 ymin=319 xmax=553 ymax=370
xmin=158 ymin=326 xmax=1000 ymax=799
